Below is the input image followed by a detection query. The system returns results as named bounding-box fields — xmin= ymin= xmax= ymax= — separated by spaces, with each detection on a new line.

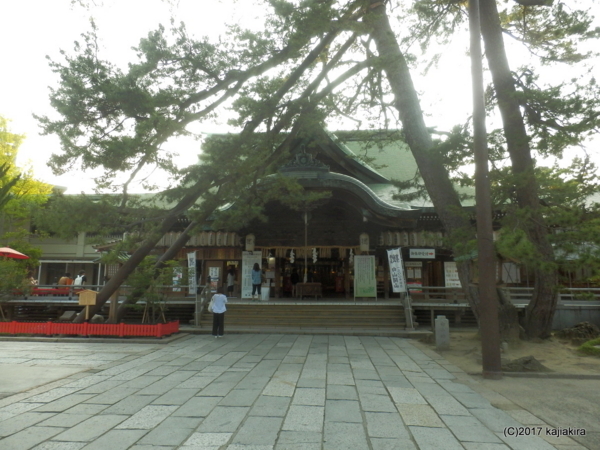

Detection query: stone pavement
xmin=0 ymin=334 xmax=591 ymax=450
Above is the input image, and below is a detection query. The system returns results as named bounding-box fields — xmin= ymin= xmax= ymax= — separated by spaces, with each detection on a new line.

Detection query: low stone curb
xmin=467 ymin=371 xmax=600 ymax=380
xmin=179 ymin=325 xmax=432 ymax=338
xmin=0 ymin=332 xmax=190 ymax=345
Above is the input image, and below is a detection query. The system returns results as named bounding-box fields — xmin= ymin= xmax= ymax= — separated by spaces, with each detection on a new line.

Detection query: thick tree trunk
xmin=469 ymin=0 xmax=502 ymax=377
xmin=365 ymin=1 xmax=483 ymax=321
xmin=497 ymin=287 xmax=523 ymax=341
xmin=480 ymin=0 xmax=558 ymax=338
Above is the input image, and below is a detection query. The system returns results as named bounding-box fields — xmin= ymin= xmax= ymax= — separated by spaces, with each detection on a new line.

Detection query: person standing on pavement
xmin=211 ymin=286 xmax=227 ymax=338
xmin=251 ymin=262 xmax=262 ymax=300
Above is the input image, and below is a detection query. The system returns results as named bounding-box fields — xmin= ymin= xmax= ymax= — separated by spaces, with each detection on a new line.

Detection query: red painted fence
xmin=0 ymin=320 xmax=179 ymax=338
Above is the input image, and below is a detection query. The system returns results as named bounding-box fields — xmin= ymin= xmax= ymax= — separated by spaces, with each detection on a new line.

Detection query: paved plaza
xmin=0 ymin=334 xmax=590 ymax=449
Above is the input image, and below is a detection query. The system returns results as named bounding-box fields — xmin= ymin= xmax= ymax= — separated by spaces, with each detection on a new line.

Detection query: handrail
xmin=194 ymin=285 xmax=212 ymax=326
xmin=409 ymin=286 xmax=600 ymax=306
xmin=15 ymin=284 xmax=600 ymax=306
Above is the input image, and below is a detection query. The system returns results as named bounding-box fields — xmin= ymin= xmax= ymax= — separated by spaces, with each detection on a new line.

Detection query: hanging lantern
xmin=312 ymin=248 xmax=318 ymax=263
xmin=360 ymin=233 xmax=369 ymax=252
xmin=349 ymin=248 xmax=354 ymax=264
xmin=290 ymin=249 xmax=295 ymax=264
xmin=245 ymin=234 xmax=255 ymax=251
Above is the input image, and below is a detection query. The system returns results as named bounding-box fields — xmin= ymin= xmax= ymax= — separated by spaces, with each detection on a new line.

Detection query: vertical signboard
xmin=387 ymin=248 xmax=407 ymax=293
xmin=187 ymin=251 xmax=197 ymax=294
xmin=444 ymin=261 xmax=462 ymax=288
xmin=354 ymin=255 xmax=377 ymax=298
xmin=208 ymin=267 xmax=220 ymax=292
xmin=172 ymin=267 xmax=183 ymax=292
xmin=405 ymin=261 xmax=423 ymax=293
xmin=242 ymin=251 xmax=262 ymax=299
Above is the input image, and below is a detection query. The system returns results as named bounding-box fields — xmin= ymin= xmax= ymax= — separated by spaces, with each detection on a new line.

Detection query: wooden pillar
xmin=275 ymin=258 xmax=281 ymax=298
xmin=384 ymin=253 xmax=390 ymax=300
xmin=344 ymin=252 xmax=351 ymax=299
xmin=199 ymin=252 xmax=207 ymax=298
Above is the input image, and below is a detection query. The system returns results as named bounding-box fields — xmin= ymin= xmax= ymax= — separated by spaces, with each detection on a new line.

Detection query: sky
xmin=1 ymin=0 xmax=598 ymax=194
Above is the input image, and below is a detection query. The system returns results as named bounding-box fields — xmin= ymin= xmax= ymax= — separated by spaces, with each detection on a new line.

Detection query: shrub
xmin=577 ymin=337 xmax=600 ymax=356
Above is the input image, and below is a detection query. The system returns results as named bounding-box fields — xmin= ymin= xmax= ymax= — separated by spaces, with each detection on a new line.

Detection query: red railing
xmin=0 ymin=320 xmax=179 ymax=338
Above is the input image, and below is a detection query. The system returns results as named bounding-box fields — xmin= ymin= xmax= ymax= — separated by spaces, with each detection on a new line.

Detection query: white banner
xmin=387 ymin=248 xmax=407 ymax=293
xmin=354 ymin=255 xmax=377 ymax=298
xmin=444 ymin=261 xmax=462 ymax=288
xmin=242 ymin=251 xmax=262 ymax=299
xmin=187 ymin=251 xmax=197 ymax=294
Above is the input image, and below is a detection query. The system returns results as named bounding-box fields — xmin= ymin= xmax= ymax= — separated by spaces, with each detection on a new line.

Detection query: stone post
xmin=435 ymin=315 xmax=450 ymax=350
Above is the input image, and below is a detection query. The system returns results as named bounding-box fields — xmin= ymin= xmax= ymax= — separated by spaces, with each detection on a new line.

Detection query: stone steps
xmin=199 ymin=303 xmax=406 ymax=330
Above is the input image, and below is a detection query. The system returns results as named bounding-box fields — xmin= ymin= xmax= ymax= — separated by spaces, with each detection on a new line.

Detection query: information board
xmin=172 ymin=267 xmax=183 ymax=292
xmin=187 ymin=251 xmax=197 ymax=294
xmin=354 ymin=255 xmax=377 ymax=298
xmin=444 ymin=261 xmax=462 ymax=288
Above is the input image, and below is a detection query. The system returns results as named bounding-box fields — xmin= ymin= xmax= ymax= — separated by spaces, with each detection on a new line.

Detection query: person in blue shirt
xmin=251 ymin=263 xmax=262 ymax=300
xmin=211 ymin=287 xmax=228 ymax=337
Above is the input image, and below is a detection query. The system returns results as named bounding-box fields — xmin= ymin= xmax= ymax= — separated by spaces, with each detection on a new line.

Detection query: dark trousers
xmin=212 ymin=313 xmax=224 ymax=336
xmin=252 ymin=284 xmax=261 ymax=296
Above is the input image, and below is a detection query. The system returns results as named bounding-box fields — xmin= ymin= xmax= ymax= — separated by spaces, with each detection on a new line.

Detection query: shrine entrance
xmin=280 ymin=254 xmax=349 ymax=298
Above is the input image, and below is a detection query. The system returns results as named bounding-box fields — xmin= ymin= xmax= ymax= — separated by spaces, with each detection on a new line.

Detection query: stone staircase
xmin=197 ymin=303 xmax=408 ymax=334
xmin=6 ymin=300 xmax=427 ymax=337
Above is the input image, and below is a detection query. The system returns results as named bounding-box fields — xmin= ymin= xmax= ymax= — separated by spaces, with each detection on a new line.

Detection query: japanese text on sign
xmin=387 ymin=248 xmax=407 ymax=293
xmin=354 ymin=255 xmax=377 ymax=298
xmin=444 ymin=261 xmax=462 ymax=288
xmin=409 ymin=248 xmax=435 ymax=259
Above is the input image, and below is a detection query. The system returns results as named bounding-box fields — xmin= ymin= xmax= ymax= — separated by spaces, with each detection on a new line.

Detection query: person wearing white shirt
xmin=211 ymin=287 xmax=228 ymax=337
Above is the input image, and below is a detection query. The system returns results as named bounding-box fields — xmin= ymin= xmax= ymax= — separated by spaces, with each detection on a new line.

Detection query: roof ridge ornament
xmin=279 ymin=152 xmax=330 ymax=174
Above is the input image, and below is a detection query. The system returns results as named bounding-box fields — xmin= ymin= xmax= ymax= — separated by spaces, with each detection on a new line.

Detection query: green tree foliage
xmin=33 ymin=192 xmax=168 ymax=242
xmin=0 ymin=163 xmax=21 ymax=211
xmin=0 ymin=259 xmax=32 ymax=307
xmin=0 ymin=117 xmax=48 ymax=304
xmin=1 ymin=116 xmax=52 ymax=267
xmin=494 ymin=158 xmax=600 ymax=280
xmin=499 ymin=1 xmax=600 ymax=64
xmin=119 ymin=255 xmax=184 ymax=324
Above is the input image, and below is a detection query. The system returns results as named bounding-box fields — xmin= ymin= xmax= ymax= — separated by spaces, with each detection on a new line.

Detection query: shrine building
xmin=158 ymin=129 xmax=499 ymax=300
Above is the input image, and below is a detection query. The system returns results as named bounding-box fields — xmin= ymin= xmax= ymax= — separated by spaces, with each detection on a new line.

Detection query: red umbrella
xmin=0 ymin=247 xmax=29 ymax=259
